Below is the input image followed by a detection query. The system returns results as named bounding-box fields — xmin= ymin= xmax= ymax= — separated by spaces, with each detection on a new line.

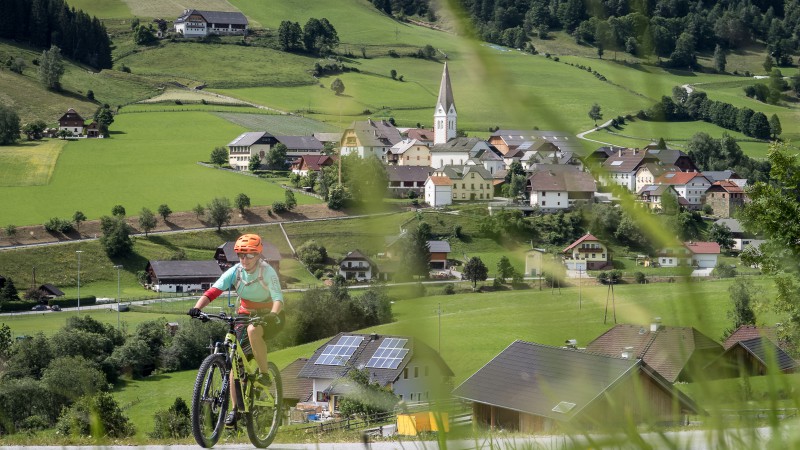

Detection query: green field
xmin=0 ymin=111 xmax=321 ymax=227
xmin=0 ymin=139 xmax=66 ymax=187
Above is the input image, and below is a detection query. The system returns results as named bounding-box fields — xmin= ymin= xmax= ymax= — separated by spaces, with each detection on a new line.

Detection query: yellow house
xmin=390 ymin=139 xmax=432 ymax=166
xmin=433 ymin=165 xmax=493 ymax=201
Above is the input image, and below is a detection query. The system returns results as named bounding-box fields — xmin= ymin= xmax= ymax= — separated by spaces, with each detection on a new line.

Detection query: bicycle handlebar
xmin=189 ymin=311 xmax=265 ymax=325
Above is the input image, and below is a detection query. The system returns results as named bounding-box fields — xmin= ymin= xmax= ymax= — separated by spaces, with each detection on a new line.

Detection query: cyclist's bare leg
xmin=248 ymin=324 xmax=269 ymax=373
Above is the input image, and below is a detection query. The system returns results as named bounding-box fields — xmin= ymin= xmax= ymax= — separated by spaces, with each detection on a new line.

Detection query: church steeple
xmin=434 ymin=62 xmax=457 ymax=145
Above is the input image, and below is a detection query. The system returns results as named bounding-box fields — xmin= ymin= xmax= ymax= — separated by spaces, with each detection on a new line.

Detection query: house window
xmin=403 ymin=368 xmax=408 ymax=379
xmin=602 ymin=254 xmax=605 ymax=258
xmin=462 ymin=193 xmax=466 ymax=199
xmin=358 ymin=272 xmax=365 ymax=278
xmin=316 ymin=392 xmax=330 ymax=402
xmin=425 ymin=366 xmax=429 ymax=376
xmin=542 ymin=201 xmax=546 ymax=206
xmin=452 ymin=193 xmax=456 ymax=199
xmin=414 ymin=367 xmax=419 ymax=378
xmin=410 ymin=393 xmax=414 ymax=400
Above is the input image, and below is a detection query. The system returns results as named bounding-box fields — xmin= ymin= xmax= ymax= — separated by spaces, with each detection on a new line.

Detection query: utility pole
xmin=76 ymin=250 xmax=83 ymax=312
xmin=114 ymin=265 xmax=123 ymax=329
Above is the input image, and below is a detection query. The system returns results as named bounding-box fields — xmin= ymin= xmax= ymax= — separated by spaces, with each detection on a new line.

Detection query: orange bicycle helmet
xmin=234 ymin=234 xmax=263 ymax=254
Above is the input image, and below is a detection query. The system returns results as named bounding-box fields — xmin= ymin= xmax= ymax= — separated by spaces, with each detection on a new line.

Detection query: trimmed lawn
xmin=213 ymin=112 xmax=342 ymax=134
xmin=63 ymin=0 xmax=131 ymax=18
xmin=0 ymin=139 xmax=65 ymax=187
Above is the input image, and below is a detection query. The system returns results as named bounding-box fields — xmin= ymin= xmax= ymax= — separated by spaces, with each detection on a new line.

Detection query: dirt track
xmin=0 ymin=204 xmax=349 ymax=249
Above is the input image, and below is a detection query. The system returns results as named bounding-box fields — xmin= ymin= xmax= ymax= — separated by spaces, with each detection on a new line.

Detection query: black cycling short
xmin=234 ymin=310 xmax=285 ymax=355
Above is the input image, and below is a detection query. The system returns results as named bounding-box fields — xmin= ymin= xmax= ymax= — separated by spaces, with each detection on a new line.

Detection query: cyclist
xmin=189 ymin=233 xmax=284 ymax=427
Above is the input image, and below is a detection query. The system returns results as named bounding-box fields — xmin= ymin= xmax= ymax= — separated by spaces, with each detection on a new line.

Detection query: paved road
xmin=0 ymin=426 xmax=779 ymax=449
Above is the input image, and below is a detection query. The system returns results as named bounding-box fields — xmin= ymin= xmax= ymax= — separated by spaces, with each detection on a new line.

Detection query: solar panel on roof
xmin=552 ymin=401 xmax=576 ymax=413
xmin=610 ymin=161 xmax=623 ymax=166
xmin=665 ymin=173 xmax=676 ymax=178
xmin=366 ymin=338 xmax=409 ymax=369
xmin=315 ymin=335 xmax=364 ymax=366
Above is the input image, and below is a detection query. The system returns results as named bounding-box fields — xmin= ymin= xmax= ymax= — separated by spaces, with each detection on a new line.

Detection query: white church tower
xmin=433 ymin=62 xmax=457 ymax=145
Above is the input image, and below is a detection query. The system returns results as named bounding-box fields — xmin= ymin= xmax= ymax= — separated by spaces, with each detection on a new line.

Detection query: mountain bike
xmin=189 ymin=311 xmax=283 ymax=448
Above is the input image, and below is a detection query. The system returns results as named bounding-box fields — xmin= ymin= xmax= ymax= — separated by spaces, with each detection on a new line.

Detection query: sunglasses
xmin=237 ymin=253 xmax=258 ymax=260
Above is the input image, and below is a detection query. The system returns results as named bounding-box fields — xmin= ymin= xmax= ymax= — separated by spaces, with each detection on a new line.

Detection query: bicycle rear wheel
xmin=191 ymin=353 xmax=229 ymax=448
xmin=245 ymin=361 xmax=282 ymax=448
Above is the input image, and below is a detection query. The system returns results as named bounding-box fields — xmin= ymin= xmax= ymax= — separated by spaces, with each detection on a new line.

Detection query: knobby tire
xmin=245 ymin=361 xmax=283 ymax=448
xmin=191 ymin=353 xmax=229 ymax=448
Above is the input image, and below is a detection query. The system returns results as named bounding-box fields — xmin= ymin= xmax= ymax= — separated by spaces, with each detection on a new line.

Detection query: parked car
xmin=31 ymin=304 xmax=48 ymax=311
xmin=50 ymin=305 xmax=61 ymax=311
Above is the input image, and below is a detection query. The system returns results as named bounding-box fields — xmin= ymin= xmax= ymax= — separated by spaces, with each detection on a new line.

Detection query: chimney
xmin=564 ymin=339 xmax=577 ymax=349
xmin=621 ymin=346 xmax=634 ymax=359
xmin=370 ymin=333 xmax=379 ymax=341
xmin=650 ymin=317 xmax=662 ymax=332
xmin=618 ymin=148 xmax=622 ymax=158
xmin=634 ymin=148 xmax=639 ymax=155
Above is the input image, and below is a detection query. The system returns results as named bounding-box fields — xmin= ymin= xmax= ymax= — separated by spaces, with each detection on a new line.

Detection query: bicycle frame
xmin=211 ymin=315 xmax=266 ymax=415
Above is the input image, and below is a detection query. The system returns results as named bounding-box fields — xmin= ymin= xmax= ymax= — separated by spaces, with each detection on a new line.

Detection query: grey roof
xmin=217 ymin=241 xmax=281 ymax=263
xmin=176 ymin=9 xmax=248 ymax=25
xmin=528 ymin=167 xmax=596 ymax=193
xmin=227 ymin=131 xmax=273 ymax=147
xmin=452 ymin=341 xmax=640 ymax=421
xmin=339 ymin=249 xmax=375 ymax=266
xmin=385 ymin=165 xmax=433 ymax=183
xmin=427 ymin=240 xmax=451 ymax=253
xmin=703 ymin=170 xmax=743 ymax=182
xmin=637 ymin=184 xmax=673 ymax=196
xmin=491 ymin=130 xmax=583 ymax=154
xmin=39 ymin=284 xmax=64 ymax=296
xmin=274 ymin=135 xmax=323 ymax=151
xmin=441 ymin=164 xmax=492 ymax=180
xmin=714 ymin=218 xmax=744 ymax=234
xmin=430 ymin=137 xmax=486 ymax=153
xmin=644 ymin=148 xmax=688 ymax=165
xmin=436 ymin=62 xmax=456 ymax=114
xmin=281 ymin=358 xmax=313 ymax=402
xmin=346 ymin=120 xmax=402 ymax=147
xmin=601 ymin=150 xmax=648 ymax=173
xmin=148 ymin=260 xmax=222 ymax=279
xmin=298 ymin=332 xmax=453 ymax=387
xmin=313 ymin=132 xmax=342 ymax=144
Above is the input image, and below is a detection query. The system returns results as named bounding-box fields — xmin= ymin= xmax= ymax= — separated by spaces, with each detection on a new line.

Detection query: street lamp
xmin=76 ymin=250 xmax=83 ymax=312
xmin=113 ymin=265 xmax=123 ymax=329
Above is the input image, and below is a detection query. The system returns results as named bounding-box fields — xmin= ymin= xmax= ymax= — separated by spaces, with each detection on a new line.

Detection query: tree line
xmin=277 ymin=17 xmax=340 ymax=56
xmin=459 ymin=0 xmax=798 ymax=70
xmin=0 ymin=0 xmax=112 ymax=70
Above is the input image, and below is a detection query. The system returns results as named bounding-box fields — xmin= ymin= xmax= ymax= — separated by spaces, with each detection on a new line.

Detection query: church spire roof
xmin=436 ymin=62 xmax=456 ymax=114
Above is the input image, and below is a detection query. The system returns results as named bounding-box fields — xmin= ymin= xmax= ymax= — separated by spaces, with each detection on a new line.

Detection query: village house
xmin=427 ymin=240 xmax=451 ymax=269
xmin=705 ymin=180 xmax=746 ymax=218
xmin=274 ymin=135 xmax=324 ymax=159
xmin=488 ymin=130 xmax=583 ymax=157
xmin=634 ymin=162 xmax=680 ymax=194
xmin=429 ymin=137 xmax=491 ymax=169
xmin=388 ymin=139 xmax=431 ymax=166
xmin=702 ymin=170 xmax=747 ymax=188
xmin=527 ymin=165 xmax=596 ymax=212
xmin=586 ymin=320 xmax=724 ymax=383
xmin=657 ymin=241 xmax=720 ymax=268
xmin=706 ymin=335 xmax=797 ymax=378
xmin=653 ymin=172 xmax=712 ymax=210
xmin=289 ymin=155 xmax=336 ymax=176
xmin=714 ymin=218 xmax=765 ymax=253
xmin=214 ymin=241 xmax=281 ymax=272
xmin=226 ymin=131 xmax=276 ymax=171
xmin=433 ymin=165 xmax=493 ymax=201
xmin=296 ymin=332 xmax=453 ymax=411
xmin=385 ymin=165 xmax=433 ymax=198
xmin=37 ymin=284 xmax=65 ymax=300
xmin=643 ymin=147 xmax=698 ymax=172
xmin=524 ymin=248 xmax=548 ymax=277
xmin=339 ymin=119 xmax=401 ymax=161
xmin=312 ymin=132 xmax=341 ymax=149
xmin=562 ymin=233 xmax=611 ymax=271
xmin=469 ymin=147 xmax=506 ymax=177
xmin=144 ymin=260 xmax=222 ymax=293
xmin=401 ymin=127 xmax=435 ymax=144
xmin=338 ymin=250 xmax=378 ymax=281
xmin=58 ymin=108 xmax=84 ymax=135
xmin=636 ymin=184 xmax=685 ymax=211
xmin=599 ymin=148 xmax=649 ymax=192
xmin=174 ymin=9 xmax=248 ymax=37
xmin=424 ymin=175 xmax=453 ymax=207
xmin=279 ymin=358 xmax=314 ymax=415
xmin=452 ymin=340 xmax=700 ymax=433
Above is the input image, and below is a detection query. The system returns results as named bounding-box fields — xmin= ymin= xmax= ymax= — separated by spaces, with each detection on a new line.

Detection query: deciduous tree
xmin=207 ymin=197 xmax=232 ymax=231
xmin=463 ymin=257 xmax=488 ymax=289
xmin=38 ymin=45 xmax=65 ymax=90
xmin=265 ymin=143 xmax=287 ymax=170
xmin=138 ymin=207 xmax=157 ymax=236
xmin=331 ymin=78 xmax=345 ymax=95
xmin=588 ymin=103 xmax=602 ymax=126
xmin=210 ymin=146 xmax=228 ymax=166
xmin=100 ymin=216 xmax=133 ymax=257
xmin=0 ymin=104 xmax=21 ymax=145
xmin=234 ymin=193 xmax=250 ymax=215
xmin=157 ymin=204 xmax=172 ymax=222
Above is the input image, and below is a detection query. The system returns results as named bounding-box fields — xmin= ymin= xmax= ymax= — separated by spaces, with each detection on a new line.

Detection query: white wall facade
xmin=431 ymin=152 xmax=469 ymax=169
xmin=530 ymin=190 xmax=569 ymax=211
xmin=425 ymin=180 xmax=452 ymax=207
xmin=175 ymin=21 xmax=207 ymax=37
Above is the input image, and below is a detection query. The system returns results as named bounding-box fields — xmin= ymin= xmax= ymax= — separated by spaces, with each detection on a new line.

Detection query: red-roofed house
xmin=705 ymin=180 xmax=746 ymax=218
xmin=654 ymin=172 xmax=712 ymax=210
xmin=290 ymin=155 xmax=336 ymax=176
xmin=563 ymin=233 xmax=611 ymax=271
xmin=658 ymin=241 xmax=720 ymax=268
xmin=424 ymin=175 xmax=453 ymax=207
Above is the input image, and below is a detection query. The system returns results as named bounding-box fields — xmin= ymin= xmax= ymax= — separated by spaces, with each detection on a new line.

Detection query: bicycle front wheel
xmin=245 ymin=361 xmax=282 ymax=448
xmin=191 ymin=353 xmax=229 ymax=448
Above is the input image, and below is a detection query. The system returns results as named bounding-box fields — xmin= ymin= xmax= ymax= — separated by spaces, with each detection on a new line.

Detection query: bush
xmin=492 ymin=277 xmax=504 ymax=289
xmin=149 ymin=397 xmax=190 ymax=439
xmin=43 ymin=217 xmax=74 ymax=234
xmin=442 ymin=284 xmax=455 ymax=295
xmin=713 ymin=262 xmax=737 ymax=278
xmin=314 ymin=269 xmax=324 ymax=279
xmin=634 ymin=272 xmax=647 ymax=284
xmin=56 ymin=392 xmax=135 ymax=438
xmin=272 ymin=201 xmax=287 ymax=213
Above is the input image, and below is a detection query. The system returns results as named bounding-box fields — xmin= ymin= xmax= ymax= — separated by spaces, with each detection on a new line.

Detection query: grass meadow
xmin=0 ymin=111 xmax=322 ymax=227
xmin=0 ymin=139 xmax=66 ymax=187
xmin=2 ymin=276 xmax=794 ymax=441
